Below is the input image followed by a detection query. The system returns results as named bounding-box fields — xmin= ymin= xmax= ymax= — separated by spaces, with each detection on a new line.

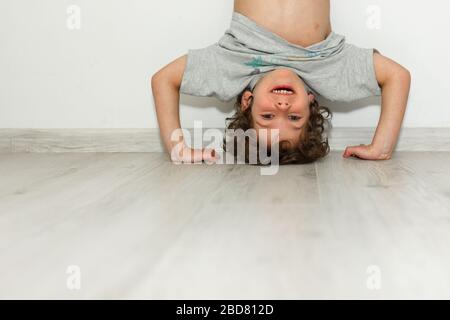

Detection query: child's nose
xmin=276 ymin=100 xmax=291 ymax=110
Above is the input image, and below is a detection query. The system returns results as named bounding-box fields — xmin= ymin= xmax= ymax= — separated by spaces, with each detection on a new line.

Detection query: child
xmin=151 ymin=0 xmax=411 ymax=164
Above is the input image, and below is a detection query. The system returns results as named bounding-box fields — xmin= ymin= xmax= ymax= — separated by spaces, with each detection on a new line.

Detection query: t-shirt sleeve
xmin=180 ymin=43 xmax=249 ymax=103
xmin=305 ymin=44 xmax=382 ymax=102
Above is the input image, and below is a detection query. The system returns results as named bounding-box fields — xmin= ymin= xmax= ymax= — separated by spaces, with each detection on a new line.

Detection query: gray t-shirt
xmin=180 ymin=11 xmax=381 ymax=103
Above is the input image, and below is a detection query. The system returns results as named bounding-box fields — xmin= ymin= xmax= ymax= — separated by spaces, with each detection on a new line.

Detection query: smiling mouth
xmin=271 ymin=85 xmax=295 ymax=95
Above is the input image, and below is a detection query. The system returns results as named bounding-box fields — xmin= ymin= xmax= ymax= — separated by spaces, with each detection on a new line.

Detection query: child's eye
xmin=261 ymin=114 xmax=274 ymax=120
xmin=288 ymin=115 xmax=302 ymax=121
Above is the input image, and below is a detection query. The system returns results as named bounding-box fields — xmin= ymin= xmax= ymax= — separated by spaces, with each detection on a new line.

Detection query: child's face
xmin=241 ymin=69 xmax=314 ymax=148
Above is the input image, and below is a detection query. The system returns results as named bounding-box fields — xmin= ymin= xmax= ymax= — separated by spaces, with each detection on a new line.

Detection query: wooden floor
xmin=1 ymin=152 xmax=450 ymax=299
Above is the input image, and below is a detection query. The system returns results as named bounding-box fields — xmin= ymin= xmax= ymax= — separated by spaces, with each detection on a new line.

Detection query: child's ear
xmin=308 ymin=92 xmax=316 ymax=103
xmin=240 ymin=90 xmax=253 ymax=111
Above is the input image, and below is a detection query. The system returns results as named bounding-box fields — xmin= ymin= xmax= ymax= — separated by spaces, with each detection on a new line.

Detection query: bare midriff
xmin=233 ymin=0 xmax=331 ymax=47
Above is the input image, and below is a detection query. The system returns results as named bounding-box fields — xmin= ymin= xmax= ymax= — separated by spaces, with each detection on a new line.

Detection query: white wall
xmin=0 ymin=0 xmax=449 ymax=129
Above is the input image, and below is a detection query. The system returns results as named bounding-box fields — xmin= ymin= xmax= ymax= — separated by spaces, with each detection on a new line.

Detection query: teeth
xmin=272 ymin=89 xmax=293 ymax=94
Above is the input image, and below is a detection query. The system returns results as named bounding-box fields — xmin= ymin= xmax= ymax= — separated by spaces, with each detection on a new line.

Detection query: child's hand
xmin=343 ymin=144 xmax=392 ymax=160
xmin=171 ymin=145 xmax=218 ymax=164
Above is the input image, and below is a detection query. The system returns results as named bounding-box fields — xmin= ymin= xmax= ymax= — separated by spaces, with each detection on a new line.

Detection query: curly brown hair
xmin=224 ymin=89 xmax=333 ymax=165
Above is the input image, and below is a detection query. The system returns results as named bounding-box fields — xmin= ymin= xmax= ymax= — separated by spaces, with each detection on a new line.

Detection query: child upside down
xmin=151 ymin=0 xmax=411 ymax=165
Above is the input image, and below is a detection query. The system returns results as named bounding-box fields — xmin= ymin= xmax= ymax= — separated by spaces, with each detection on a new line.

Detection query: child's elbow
xmin=383 ymin=65 xmax=411 ymax=91
xmin=150 ymin=69 xmax=180 ymax=93
xmin=402 ymin=67 xmax=411 ymax=83
xmin=150 ymin=70 xmax=164 ymax=91
xmin=397 ymin=66 xmax=411 ymax=86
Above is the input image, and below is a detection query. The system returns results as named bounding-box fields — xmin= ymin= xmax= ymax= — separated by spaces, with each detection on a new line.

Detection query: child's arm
xmin=343 ymin=52 xmax=411 ymax=160
xmin=151 ymin=55 xmax=217 ymax=163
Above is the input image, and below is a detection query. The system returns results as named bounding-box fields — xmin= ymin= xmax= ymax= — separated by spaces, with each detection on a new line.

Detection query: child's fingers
xmin=193 ymin=149 xmax=206 ymax=162
xmin=343 ymin=145 xmax=366 ymax=158
xmin=202 ymin=148 xmax=218 ymax=163
xmin=343 ymin=146 xmax=358 ymax=158
xmin=180 ymin=148 xmax=203 ymax=163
